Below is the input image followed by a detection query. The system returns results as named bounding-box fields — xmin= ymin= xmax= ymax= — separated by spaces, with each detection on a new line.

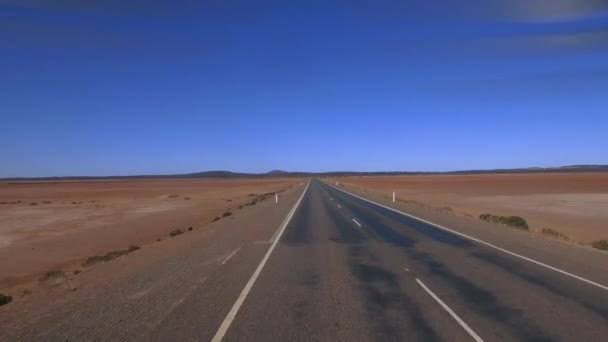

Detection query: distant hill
xmin=266 ymin=170 xmax=289 ymax=175
xmin=1 ymin=165 xmax=607 ymax=182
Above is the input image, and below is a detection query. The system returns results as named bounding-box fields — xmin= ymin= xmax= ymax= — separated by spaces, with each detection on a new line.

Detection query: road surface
xmin=2 ymin=179 xmax=607 ymax=341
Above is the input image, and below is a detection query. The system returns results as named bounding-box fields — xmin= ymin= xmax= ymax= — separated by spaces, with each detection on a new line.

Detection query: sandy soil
xmin=328 ymin=173 xmax=608 ymax=244
xmin=0 ymin=178 xmax=302 ymax=294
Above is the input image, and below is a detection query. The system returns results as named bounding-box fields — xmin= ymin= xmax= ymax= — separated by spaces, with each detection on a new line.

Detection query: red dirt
xmin=0 ymin=178 xmax=302 ymax=294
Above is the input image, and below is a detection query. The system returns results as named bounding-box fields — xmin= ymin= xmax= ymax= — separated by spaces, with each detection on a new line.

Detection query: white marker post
xmin=392 ymin=191 xmax=395 ymax=203
xmin=275 ymin=193 xmax=278 ymax=204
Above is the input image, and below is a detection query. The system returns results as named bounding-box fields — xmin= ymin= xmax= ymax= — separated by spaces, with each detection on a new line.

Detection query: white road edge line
xmin=221 ymin=248 xmax=241 ymax=265
xmin=403 ymin=267 xmax=410 ymax=272
xmin=325 ymin=182 xmax=608 ymax=292
xmin=211 ymin=180 xmax=311 ymax=342
xmin=416 ymin=278 xmax=484 ymax=342
xmin=352 ymin=218 xmax=362 ymax=227
xmin=337 ymin=204 xmax=342 ymax=208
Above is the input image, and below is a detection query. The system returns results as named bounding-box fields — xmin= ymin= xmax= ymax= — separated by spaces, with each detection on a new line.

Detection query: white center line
xmin=221 ymin=248 xmax=241 ymax=265
xmin=211 ymin=180 xmax=310 ymax=342
xmin=352 ymin=218 xmax=362 ymax=227
xmin=337 ymin=204 xmax=342 ymax=208
xmin=416 ymin=278 xmax=484 ymax=342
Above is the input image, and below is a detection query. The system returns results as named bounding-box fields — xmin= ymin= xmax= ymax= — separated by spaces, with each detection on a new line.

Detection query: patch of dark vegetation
xmin=0 ymin=202 xmax=7 ymax=205
xmin=71 ymin=201 xmax=83 ymax=205
xmin=188 ymin=227 xmax=193 ymax=231
xmin=0 ymin=293 xmax=12 ymax=306
xmin=43 ymin=270 xmax=67 ymax=280
xmin=83 ymin=255 xmax=106 ymax=266
xmin=541 ymin=228 xmax=569 ymax=240
xmin=244 ymin=192 xmax=275 ymax=207
xmin=591 ymin=240 xmax=608 ymax=251
xmin=29 ymin=202 xmax=38 ymax=205
xmin=479 ymin=213 xmax=529 ymax=230
xmin=83 ymin=245 xmax=141 ymax=267
xmin=128 ymin=245 xmax=141 ymax=252
xmin=225 ymin=199 xmax=232 ymax=202
xmin=156 ymin=238 xmax=162 ymax=242
xmin=102 ymin=250 xmax=130 ymax=260
xmin=184 ymin=197 xmax=191 ymax=200
xmin=237 ymin=205 xmax=243 ymax=209
xmin=167 ymin=194 xmax=179 ymax=198
xmin=73 ymin=270 xmax=81 ymax=275
xmin=247 ymin=193 xmax=257 ymax=197
xmin=40 ymin=269 xmax=72 ymax=287
xmin=170 ymin=229 xmax=183 ymax=237
xmin=211 ymin=216 xmax=221 ymax=222
xmin=42 ymin=201 xmax=52 ymax=204
xmin=222 ymin=211 xmax=232 ymax=218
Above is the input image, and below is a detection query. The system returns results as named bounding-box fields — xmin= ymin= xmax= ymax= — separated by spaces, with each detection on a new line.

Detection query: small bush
xmin=222 ymin=212 xmax=232 ymax=218
xmin=30 ymin=202 xmax=38 ymax=205
xmin=82 ymin=246 xmax=138 ymax=267
xmin=103 ymin=250 xmax=129 ymax=260
xmin=42 ymin=201 xmax=52 ymax=204
xmin=591 ymin=240 xmax=608 ymax=251
xmin=167 ymin=194 xmax=179 ymax=198
xmin=237 ymin=205 xmax=243 ymax=209
xmin=225 ymin=199 xmax=233 ymax=202
xmin=247 ymin=193 xmax=256 ymax=197
xmin=44 ymin=270 xmax=67 ymax=280
xmin=73 ymin=270 xmax=81 ymax=275
xmin=188 ymin=227 xmax=193 ymax=231
xmin=502 ymin=216 xmax=528 ymax=229
xmin=184 ymin=197 xmax=191 ymax=200
xmin=0 ymin=293 xmax=12 ymax=306
xmin=211 ymin=217 xmax=221 ymax=222
xmin=128 ymin=245 xmax=141 ymax=252
xmin=83 ymin=255 xmax=105 ymax=266
xmin=170 ymin=229 xmax=183 ymax=237
xmin=479 ymin=213 xmax=529 ymax=230
xmin=541 ymin=228 xmax=569 ymax=240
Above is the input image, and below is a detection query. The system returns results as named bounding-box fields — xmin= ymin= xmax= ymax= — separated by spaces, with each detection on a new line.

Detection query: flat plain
xmin=328 ymin=172 xmax=608 ymax=245
xmin=0 ymin=178 xmax=301 ymax=295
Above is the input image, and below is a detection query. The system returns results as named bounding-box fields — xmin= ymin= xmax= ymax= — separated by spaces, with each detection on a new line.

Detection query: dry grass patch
xmin=169 ymin=229 xmax=183 ymax=237
xmin=83 ymin=245 xmax=141 ymax=267
xmin=591 ymin=240 xmax=608 ymax=251
xmin=479 ymin=213 xmax=529 ymax=230
xmin=541 ymin=228 xmax=569 ymax=240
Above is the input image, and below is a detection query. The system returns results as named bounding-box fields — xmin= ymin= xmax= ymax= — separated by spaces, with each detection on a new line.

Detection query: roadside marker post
xmin=275 ymin=193 xmax=278 ymax=204
xmin=392 ymin=191 xmax=395 ymax=203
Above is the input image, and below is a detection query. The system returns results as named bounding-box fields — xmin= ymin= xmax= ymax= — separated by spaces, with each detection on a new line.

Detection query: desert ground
xmin=0 ymin=178 xmax=302 ymax=295
xmin=328 ymin=172 xmax=608 ymax=245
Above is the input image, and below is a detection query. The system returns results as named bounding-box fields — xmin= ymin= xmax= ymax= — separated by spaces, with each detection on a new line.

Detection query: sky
xmin=1 ymin=0 xmax=608 ymax=177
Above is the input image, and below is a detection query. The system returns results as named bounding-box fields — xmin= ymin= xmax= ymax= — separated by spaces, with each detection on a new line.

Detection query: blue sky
xmin=1 ymin=1 xmax=608 ymax=177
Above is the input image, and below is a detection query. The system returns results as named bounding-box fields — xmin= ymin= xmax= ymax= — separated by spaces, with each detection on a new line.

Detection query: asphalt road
xmin=220 ymin=179 xmax=608 ymax=341
xmin=3 ymin=178 xmax=608 ymax=341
